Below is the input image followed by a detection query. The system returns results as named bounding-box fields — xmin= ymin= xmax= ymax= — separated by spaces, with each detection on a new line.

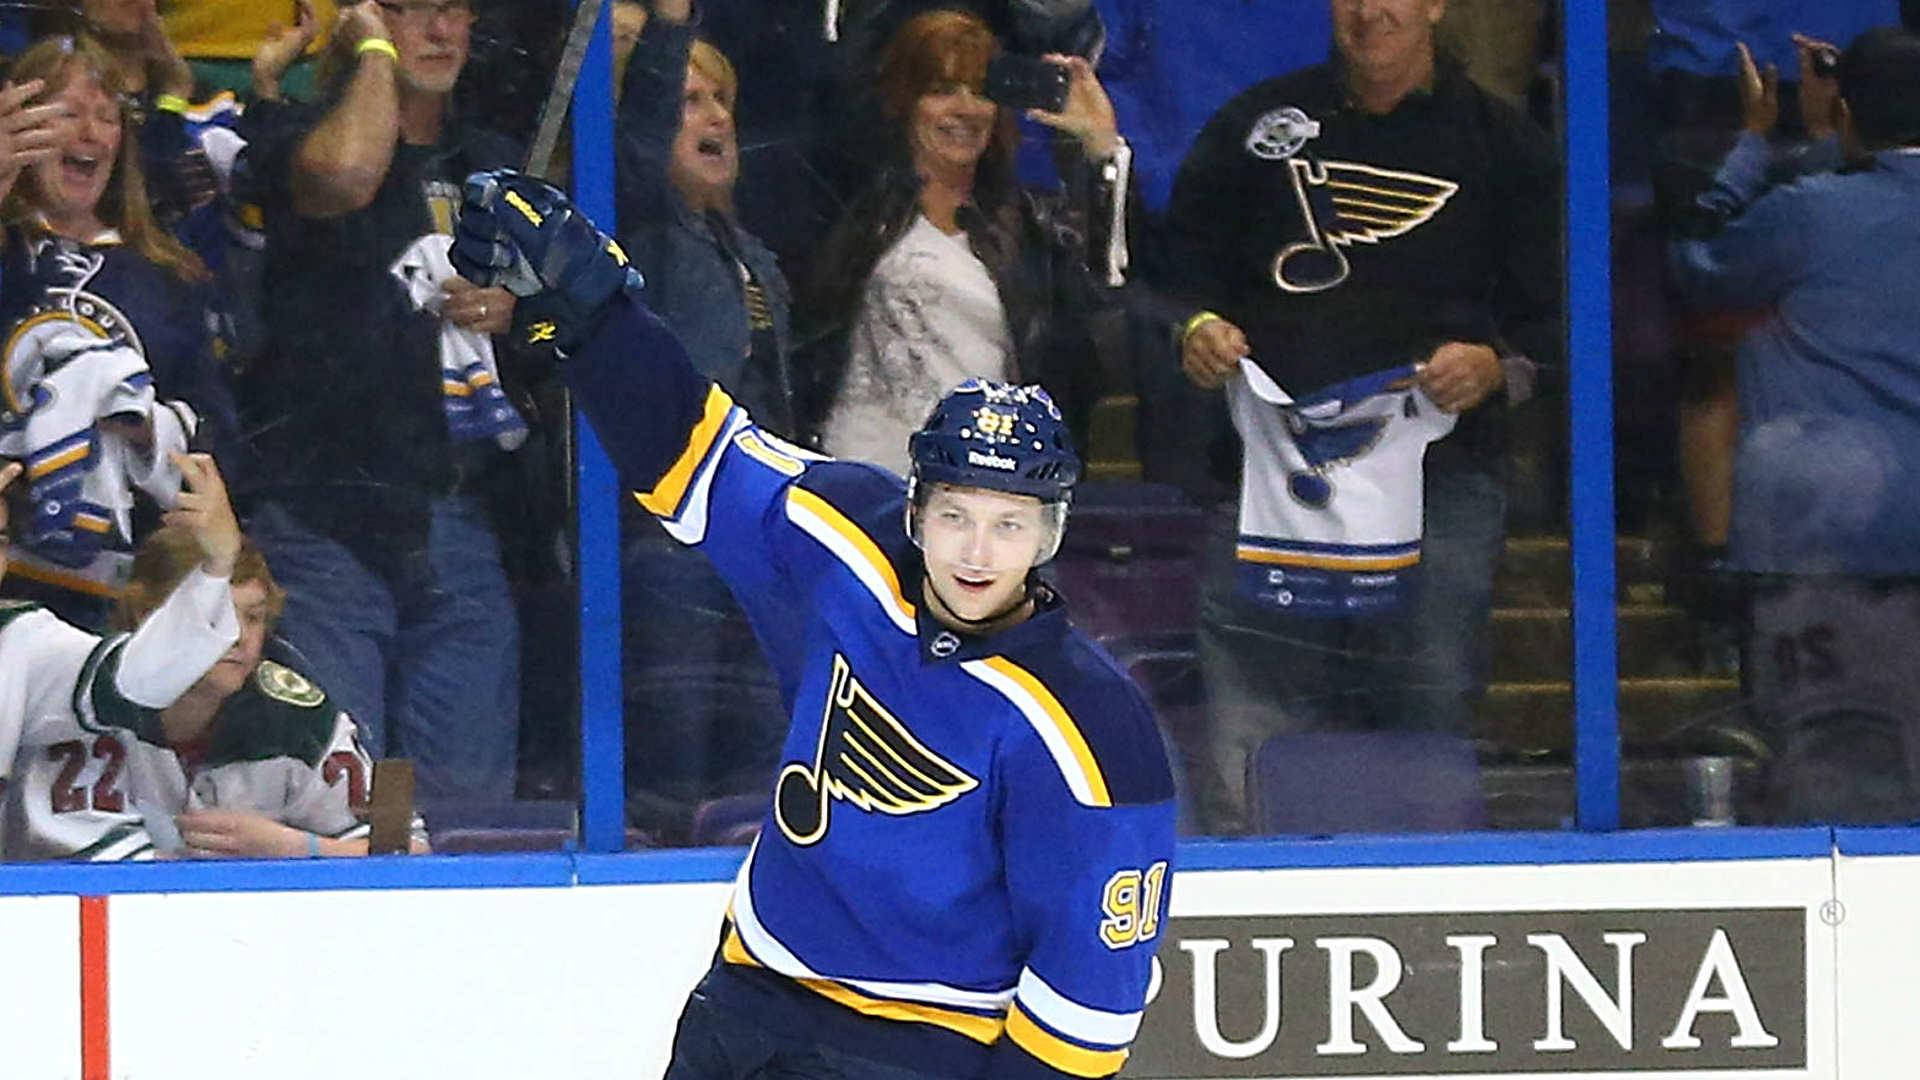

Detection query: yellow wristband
xmin=355 ymin=38 xmax=400 ymax=61
xmin=153 ymin=94 xmax=189 ymax=116
xmin=1181 ymin=310 xmax=1224 ymax=344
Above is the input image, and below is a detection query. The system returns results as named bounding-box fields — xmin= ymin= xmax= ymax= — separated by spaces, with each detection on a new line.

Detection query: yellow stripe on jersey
xmin=734 ymin=430 xmax=806 ymax=477
xmin=72 ymin=513 xmax=112 ymax=534
xmin=792 ymin=976 xmax=1005 ymax=1046
xmin=637 ymin=385 xmax=735 ymax=517
xmin=442 ymin=380 xmax=472 ymax=397
xmin=1234 ymin=545 xmax=1421 ymax=571
xmin=2 ymin=311 xmax=112 ymax=415
xmin=1006 ymin=1002 xmax=1129 ymax=1077
xmin=722 ymin=920 xmax=1004 ymax=1045
xmin=29 ymin=441 xmax=89 ymax=479
xmin=977 ymin=657 xmax=1111 ymax=807
xmin=7 ymin=561 xmax=121 ymax=597
xmin=786 ymin=486 xmax=917 ymax=627
xmin=722 ymin=925 xmax=759 ymax=967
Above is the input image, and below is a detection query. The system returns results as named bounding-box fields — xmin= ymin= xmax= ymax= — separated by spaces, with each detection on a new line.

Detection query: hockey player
xmin=1 ymin=522 xmax=424 ymax=860
xmin=449 ymin=171 xmax=1177 ymax=1080
xmin=0 ymin=452 xmax=241 ymax=816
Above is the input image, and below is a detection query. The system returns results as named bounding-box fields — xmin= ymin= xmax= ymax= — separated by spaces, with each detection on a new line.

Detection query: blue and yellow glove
xmin=452 ymin=169 xmax=643 ymax=353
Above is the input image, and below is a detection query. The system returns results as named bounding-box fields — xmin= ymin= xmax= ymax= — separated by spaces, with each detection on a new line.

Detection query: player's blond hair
xmin=111 ymin=526 xmax=285 ymax=632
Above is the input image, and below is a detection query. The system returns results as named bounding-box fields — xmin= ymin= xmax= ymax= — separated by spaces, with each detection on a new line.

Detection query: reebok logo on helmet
xmin=967 ymin=449 xmax=1017 ymax=471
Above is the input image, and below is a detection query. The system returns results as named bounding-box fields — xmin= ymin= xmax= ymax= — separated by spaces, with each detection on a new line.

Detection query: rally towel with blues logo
xmin=1226 ymin=358 xmax=1455 ymax=616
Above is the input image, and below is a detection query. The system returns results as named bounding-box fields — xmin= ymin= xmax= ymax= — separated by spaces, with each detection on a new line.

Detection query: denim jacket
xmin=616 ymin=16 xmax=797 ymax=437
xmin=1672 ymin=133 xmax=1920 ymax=574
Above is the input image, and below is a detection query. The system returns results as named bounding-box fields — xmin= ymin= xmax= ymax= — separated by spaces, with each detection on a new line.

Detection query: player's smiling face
xmin=917 ymin=485 xmax=1049 ymax=629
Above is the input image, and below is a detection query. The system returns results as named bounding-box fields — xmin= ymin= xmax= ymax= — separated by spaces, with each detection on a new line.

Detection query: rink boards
xmin=2 ymin=829 xmax=1917 ymax=1079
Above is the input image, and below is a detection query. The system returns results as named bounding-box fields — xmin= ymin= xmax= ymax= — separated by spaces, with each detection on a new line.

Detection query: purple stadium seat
xmin=689 ymin=793 xmax=766 ymax=847
xmin=1247 ymin=731 xmax=1488 ymax=835
xmin=1049 ymin=483 xmax=1208 ymax=646
xmin=1121 ymin=640 xmax=1206 ymax=836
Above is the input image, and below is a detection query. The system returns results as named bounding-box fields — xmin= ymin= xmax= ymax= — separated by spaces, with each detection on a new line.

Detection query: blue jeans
xmin=1193 ymin=445 xmax=1508 ymax=835
xmin=248 ymin=496 xmax=519 ymax=801
xmin=622 ymin=525 xmax=788 ymax=821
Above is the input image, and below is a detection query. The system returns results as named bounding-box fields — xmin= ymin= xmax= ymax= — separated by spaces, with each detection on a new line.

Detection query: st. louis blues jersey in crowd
xmin=1228 ymin=359 xmax=1454 ymax=616
xmin=566 ymin=296 xmax=1176 ymax=1079
xmin=0 ymin=569 xmax=236 ymax=807
xmin=0 ymin=650 xmax=378 ymax=861
xmin=0 ymin=228 xmax=235 ymax=603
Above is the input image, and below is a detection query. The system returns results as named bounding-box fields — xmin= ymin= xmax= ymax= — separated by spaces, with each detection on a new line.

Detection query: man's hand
xmin=1417 ymin=342 xmax=1504 ymax=413
xmin=441 ymin=277 xmax=516 ymax=336
xmin=163 ymin=453 xmax=242 ymax=577
xmin=1793 ymin=33 xmax=1843 ymax=141
xmin=253 ymin=0 xmax=321 ymax=102
xmin=333 ymin=1 xmax=393 ymax=55
xmin=1736 ymin=41 xmax=1779 ymax=136
xmin=1026 ymin=55 xmax=1120 ymax=161
xmin=1180 ymin=315 xmax=1248 ymax=390
xmin=0 ymin=459 xmax=20 ymax=498
xmin=176 ymin=809 xmax=311 ymax=858
xmin=453 ymin=169 xmax=643 ymax=351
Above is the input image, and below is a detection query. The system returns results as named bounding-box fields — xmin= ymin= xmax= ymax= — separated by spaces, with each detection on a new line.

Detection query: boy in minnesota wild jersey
xmin=0 ymin=453 xmax=242 ymax=823
xmin=450 ymin=172 xmax=1176 ymax=1080
xmin=1 ymin=521 xmax=428 ymax=861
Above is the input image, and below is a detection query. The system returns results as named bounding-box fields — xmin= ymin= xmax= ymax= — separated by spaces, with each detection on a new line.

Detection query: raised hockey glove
xmin=452 ymin=169 xmax=643 ymax=354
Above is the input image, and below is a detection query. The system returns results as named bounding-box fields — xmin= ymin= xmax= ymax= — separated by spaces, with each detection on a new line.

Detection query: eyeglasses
xmin=374 ymin=0 xmax=475 ymax=25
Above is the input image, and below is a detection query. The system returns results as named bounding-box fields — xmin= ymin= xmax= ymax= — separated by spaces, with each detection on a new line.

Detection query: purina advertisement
xmin=1124 ymin=908 xmax=1805 ymax=1076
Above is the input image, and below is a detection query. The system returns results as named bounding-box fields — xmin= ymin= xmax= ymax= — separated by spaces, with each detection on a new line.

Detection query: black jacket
xmin=796 ymin=146 xmax=1125 ymax=447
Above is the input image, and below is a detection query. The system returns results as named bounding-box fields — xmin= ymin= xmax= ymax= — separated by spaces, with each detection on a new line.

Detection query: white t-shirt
xmin=822 ymin=215 xmax=1014 ymax=474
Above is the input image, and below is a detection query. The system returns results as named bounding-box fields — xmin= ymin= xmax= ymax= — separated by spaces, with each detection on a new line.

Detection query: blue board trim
xmin=0 ymin=829 xmax=1856 ymax=895
xmin=0 ymin=853 xmax=575 ymax=896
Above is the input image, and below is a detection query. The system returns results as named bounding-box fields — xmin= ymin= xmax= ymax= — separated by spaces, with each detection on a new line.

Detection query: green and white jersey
xmin=0 ymin=569 xmax=237 ymax=837
xmin=2 ymin=657 xmax=381 ymax=861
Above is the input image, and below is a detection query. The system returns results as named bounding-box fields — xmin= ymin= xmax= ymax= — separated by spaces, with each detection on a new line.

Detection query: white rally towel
xmin=390 ymin=233 xmax=528 ymax=452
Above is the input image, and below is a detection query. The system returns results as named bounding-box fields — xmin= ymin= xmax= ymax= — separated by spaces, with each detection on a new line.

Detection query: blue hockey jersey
xmin=567 ymin=296 xmax=1177 ymax=1079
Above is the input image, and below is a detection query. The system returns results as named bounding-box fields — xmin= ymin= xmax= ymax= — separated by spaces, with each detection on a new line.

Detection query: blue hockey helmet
xmin=907 ymin=379 xmax=1082 ymax=502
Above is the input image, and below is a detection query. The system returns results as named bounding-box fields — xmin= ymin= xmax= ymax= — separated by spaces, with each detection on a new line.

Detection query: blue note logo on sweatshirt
xmin=775 ymin=653 xmax=978 ymax=846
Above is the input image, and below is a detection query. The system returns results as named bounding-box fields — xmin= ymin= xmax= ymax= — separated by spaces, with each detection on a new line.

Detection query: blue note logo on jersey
xmin=1271 ymin=159 xmax=1458 ymax=294
xmin=775 ymin=654 xmax=979 ymax=846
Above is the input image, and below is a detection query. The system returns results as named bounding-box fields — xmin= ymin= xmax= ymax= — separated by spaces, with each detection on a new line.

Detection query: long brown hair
xmin=799 ymin=10 xmax=1023 ymax=349
xmin=875 ymin=9 xmax=1018 ymax=188
xmin=3 ymin=34 xmax=209 ymax=284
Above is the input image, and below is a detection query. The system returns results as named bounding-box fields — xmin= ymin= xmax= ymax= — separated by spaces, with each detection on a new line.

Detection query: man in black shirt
xmin=237 ymin=0 xmax=536 ymax=802
xmin=1164 ymin=0 xmax=1561 ymax=835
